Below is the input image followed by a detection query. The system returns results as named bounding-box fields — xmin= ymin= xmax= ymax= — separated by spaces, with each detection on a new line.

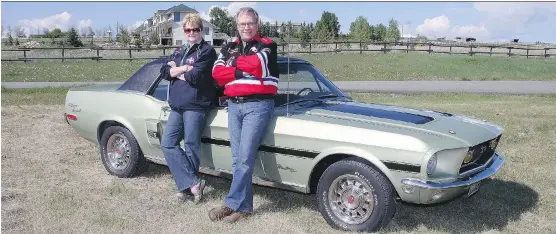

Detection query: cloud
xmin=17 ymin=12 xmax=72 ymax=36
xmin=415 ymin=15 xmax=489 ymax=39
xmin=76 ymin=19 xmax=93 ymax=34
xmin=416 ymin=15 xmax=451 ymax=36
xmin=198 ymin=2 xmax=274 ymax=23
xmin=473 ymin=2 xmax=556 ymax=39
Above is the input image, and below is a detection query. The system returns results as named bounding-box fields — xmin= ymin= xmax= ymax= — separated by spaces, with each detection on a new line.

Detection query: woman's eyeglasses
xmin=184 ymin=28 xmax=201 ymax=33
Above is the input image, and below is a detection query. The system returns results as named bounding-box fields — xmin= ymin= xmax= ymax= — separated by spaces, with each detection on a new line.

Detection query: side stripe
xmin=200 ymin=137 xmax=422 ymax=173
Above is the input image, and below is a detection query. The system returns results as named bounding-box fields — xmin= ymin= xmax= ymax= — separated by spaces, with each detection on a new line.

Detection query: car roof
xmin=117 ymin=56 xmax=312 ymax=93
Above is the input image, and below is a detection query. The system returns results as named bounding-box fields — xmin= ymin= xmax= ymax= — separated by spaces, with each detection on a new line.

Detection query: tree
xmin=148 ymin=32 xmax=159 ymax=45
xmin=298 ymin=23 xmax=311 ymax=48
xmin=279 ymin=22 xmax=286 ymax=40
xmin=6 ymin=27 xmax=14 ymax=46
xmin=369 ymin=25 xmax=376 ymax=41
xmin=209 ymin=7 xmax=235 ymax=37
xmin=349 ymin=16 xmax=372 ymax=41
xmin=67 ymin=27 xmax=83 ymax=47
xmin=117 ymin=25 xmax=131 ymax=46
xmin=286 ymin=21 xmax=294 ymax=38
xmin=313 ymin=11 xmax=340 ymax=41
xmin=375 ymin=23 xmax=387 ymax=41
xmin=15 ymin=26 xmax=26 ymax=38
xmin=386 ymin=18 xmax=401 ymax=42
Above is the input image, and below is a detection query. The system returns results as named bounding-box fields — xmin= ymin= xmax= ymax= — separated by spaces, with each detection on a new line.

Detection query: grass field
xmin=2 ymin=89 xmax=555 ymax=233
xmin=2 ymin=53 xmax=556 ymax=82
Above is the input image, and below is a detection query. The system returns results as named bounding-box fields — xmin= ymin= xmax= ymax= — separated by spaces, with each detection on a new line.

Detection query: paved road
xmin=2 ymin=81 xmax=556 ymax=94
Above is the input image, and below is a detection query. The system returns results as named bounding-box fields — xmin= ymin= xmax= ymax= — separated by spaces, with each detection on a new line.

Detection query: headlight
xmin=426 ymin=154 xmax=437 ymax=175
xmin=463 ymin=150 xmax=474 ymax=164
xmin=489 ymin=138 xmax=498 ymax=150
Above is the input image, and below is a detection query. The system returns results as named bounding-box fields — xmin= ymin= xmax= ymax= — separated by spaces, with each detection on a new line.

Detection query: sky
xmin=1 ymin=1 xmax=556 ymax=43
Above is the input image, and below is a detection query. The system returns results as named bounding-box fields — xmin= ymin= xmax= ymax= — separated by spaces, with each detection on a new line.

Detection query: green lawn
xmin=2 ymin=53 xmax=555 ymax=82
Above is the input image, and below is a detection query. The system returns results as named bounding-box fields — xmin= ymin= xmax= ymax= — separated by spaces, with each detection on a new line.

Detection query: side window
xmin=151 ymin=79 xmax=169 ymax=101
xmin=204 ymin=27 xmax=210 ymax=35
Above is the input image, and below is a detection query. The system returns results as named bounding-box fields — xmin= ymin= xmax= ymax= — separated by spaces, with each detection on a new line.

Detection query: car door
xmin=148 ymin=80 xmax=267 ymax=178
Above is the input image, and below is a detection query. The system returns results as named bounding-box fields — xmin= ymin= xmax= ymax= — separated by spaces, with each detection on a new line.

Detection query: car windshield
xmin=274 ymin=62 xmax=349 ymax=106
xmin=145 ymin=58 xmax=350 ymax=106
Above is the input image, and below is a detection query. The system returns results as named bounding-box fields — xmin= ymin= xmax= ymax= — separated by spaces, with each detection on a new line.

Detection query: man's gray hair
xmin=235 ymin=7 xmax=260 ymax=23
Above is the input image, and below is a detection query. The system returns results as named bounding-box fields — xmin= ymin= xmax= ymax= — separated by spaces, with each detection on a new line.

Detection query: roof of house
xmin=165 ymin=4 xmax=198 ymax=14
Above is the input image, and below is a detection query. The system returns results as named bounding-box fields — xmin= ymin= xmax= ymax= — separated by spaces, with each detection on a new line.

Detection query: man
xmin=209 ymin=7 xmax=279 ymax=223
xmin=159 ymin=13 xmax=217 ymax=204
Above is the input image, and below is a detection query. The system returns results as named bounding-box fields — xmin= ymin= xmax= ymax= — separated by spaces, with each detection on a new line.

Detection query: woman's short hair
xmin=181 ymin=13 xmax=203 ymax=29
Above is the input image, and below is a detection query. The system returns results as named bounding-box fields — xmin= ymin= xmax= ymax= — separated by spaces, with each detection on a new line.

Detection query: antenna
xmin=286 ymin=31 xmax=291 ymax=117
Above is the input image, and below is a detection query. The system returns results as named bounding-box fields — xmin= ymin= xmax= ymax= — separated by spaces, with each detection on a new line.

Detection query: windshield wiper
xmin=318 ymin=94 xmax=339 ymax=99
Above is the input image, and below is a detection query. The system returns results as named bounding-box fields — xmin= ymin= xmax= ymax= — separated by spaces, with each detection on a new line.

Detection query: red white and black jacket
xmin=212 ymin=34 xmax=279 ymax=97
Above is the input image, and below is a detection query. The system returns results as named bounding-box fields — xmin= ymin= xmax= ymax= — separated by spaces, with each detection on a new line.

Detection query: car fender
xmin=97 ymin=115 xmax=138 ymax=143
xmin=309 ymin=146 xmax=396 ymax=188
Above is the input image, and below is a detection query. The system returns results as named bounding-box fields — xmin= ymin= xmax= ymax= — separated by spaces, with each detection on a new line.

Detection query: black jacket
xmin=160 ymin=39 xmax=218 ymax=110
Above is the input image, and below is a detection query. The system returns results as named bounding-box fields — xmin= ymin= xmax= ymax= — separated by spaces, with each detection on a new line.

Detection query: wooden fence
xmin=2 ymin=41 xmax=555 ymax=62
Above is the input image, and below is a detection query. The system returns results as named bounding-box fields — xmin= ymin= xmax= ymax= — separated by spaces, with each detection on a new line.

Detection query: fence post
xmin=309 ymin=43 xmax=312 ymax=54
xmin=23 ymin=49 xmax=27 ymax=63
xmin=335 ymin=42 xmax=338 ymax=54
xmin=62 ymin=46 xmax=65 ymax=62
xmin=406 ymin=43 xmax=409 ymax=53
xmin=96 ymin=48 xmax=100 ymax=62
xmin=526 ymin=48 xmax=529 ymax=59
xmin=508 ymin=47 xmax=512 ymax=57
xmin=383 ymin=43 xmax=387 ymax=54
xmin=545 ymin=48 xmax=548 ymax=58
xmin=469 ymin=45 xmax=473 ymax=56
xmin=449 ymin=46 xmax=452 ymax=55
xmin=428 ymin=43 xmax=431 ymax=54
xmin=163 ymin=48 xmax=166 ymax=56
xmin=128 ymin=48 xmax=132 ymax=60
xmin=489 ymin=46 xmax=493 ymax=56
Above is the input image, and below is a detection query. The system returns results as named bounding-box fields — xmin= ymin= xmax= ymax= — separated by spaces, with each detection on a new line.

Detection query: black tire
xmin=316 ymin=159 xmax=397 ymax=232
xmin=100 ymin=126 xmax=147 ymax=178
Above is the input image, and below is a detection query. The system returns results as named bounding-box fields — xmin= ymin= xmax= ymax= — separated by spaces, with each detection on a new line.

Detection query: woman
xmin=159 ymin=13 xmax=217 ymax=204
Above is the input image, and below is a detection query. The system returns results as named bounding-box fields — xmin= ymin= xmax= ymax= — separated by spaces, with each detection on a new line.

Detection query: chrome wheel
xmin=328 ymin=174 xmax=376 ymax=225
xmin=106 ymin=132 xmax=131 ymax=170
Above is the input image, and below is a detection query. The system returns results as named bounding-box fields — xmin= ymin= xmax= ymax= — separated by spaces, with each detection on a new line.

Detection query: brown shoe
xmin=208 ymin=205 xmax=234 ymax=222
xmin=222 ymin=212 xmax=251 ymax=223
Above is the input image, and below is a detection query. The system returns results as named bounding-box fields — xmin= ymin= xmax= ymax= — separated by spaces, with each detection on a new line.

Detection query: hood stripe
xmin=313 ymin=104 xmax=434 ymax=124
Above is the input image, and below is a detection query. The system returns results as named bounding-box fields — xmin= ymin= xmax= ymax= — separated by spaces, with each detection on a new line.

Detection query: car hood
xmin=298 ymin=100 xmax=503 ymax=147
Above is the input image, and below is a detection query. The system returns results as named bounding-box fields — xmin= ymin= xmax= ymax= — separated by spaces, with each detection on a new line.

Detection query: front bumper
xmin=400 ymin=152 xmax=504 ymax=203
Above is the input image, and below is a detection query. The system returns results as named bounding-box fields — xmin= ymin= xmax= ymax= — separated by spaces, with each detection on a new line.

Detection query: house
xmin=137 ymin=4 xmax=216 ymax=46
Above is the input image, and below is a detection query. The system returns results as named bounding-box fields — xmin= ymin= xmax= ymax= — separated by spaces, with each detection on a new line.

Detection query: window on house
xmin=176 ymin=40 xmax=182 ymax=46
xmin=204 ymin=27 xmax=210 ymax=35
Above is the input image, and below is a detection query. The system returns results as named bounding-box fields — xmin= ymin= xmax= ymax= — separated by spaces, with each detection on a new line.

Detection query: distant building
xmin=135 ymin=4 xmax=216 ymax=46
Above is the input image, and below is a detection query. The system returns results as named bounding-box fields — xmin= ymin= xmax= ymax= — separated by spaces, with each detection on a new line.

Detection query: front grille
xmin=459 ymin=135 xmax=501 ymax=174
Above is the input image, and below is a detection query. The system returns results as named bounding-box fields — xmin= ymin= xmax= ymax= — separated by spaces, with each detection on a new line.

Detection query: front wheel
xmin=316 ymin=159 xmax=397 ymax=232
xmin=100 ymin=126 xmax=147 ymax=177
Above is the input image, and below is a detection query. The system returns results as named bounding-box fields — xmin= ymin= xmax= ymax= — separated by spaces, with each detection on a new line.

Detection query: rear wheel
xmin=100 ymin=126 xmax=147 ymax=177
xmin=316 ymin=159 xmax=397 ymax=232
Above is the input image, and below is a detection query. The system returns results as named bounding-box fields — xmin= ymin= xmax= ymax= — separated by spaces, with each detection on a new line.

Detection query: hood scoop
xmin=309 ymin=104 xmax=435 ymax=125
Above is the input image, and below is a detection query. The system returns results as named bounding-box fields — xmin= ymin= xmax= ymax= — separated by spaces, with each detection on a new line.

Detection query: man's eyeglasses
xmin=237 ymin=22 xmax=257 ymax=28
xmin=184 ymin=28 xmax=201 ymax=33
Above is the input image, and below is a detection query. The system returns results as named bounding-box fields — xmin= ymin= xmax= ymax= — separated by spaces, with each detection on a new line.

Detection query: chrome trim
xmin=401 ymin=153 xmax=504 ymax=189
xmin=143 ymin=155 xmax=309 ymax=193
xmin=459 ymin=152 xmax=496 ymax=178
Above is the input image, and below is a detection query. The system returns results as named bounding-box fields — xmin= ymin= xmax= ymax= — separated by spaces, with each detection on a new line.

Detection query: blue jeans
xmin=224 ymin=99 xmax=275 ymax=213
xmin=161 ymin=109 xmax=208 ymax=192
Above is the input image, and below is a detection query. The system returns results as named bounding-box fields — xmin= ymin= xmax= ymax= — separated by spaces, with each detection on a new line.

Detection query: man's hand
xmin=167 ymin=61 xmax=176 ymax=68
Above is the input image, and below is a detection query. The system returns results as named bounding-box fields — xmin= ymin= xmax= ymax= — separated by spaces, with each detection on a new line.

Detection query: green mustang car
xmin=64 ymin=56 xmax=504 ymax=232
